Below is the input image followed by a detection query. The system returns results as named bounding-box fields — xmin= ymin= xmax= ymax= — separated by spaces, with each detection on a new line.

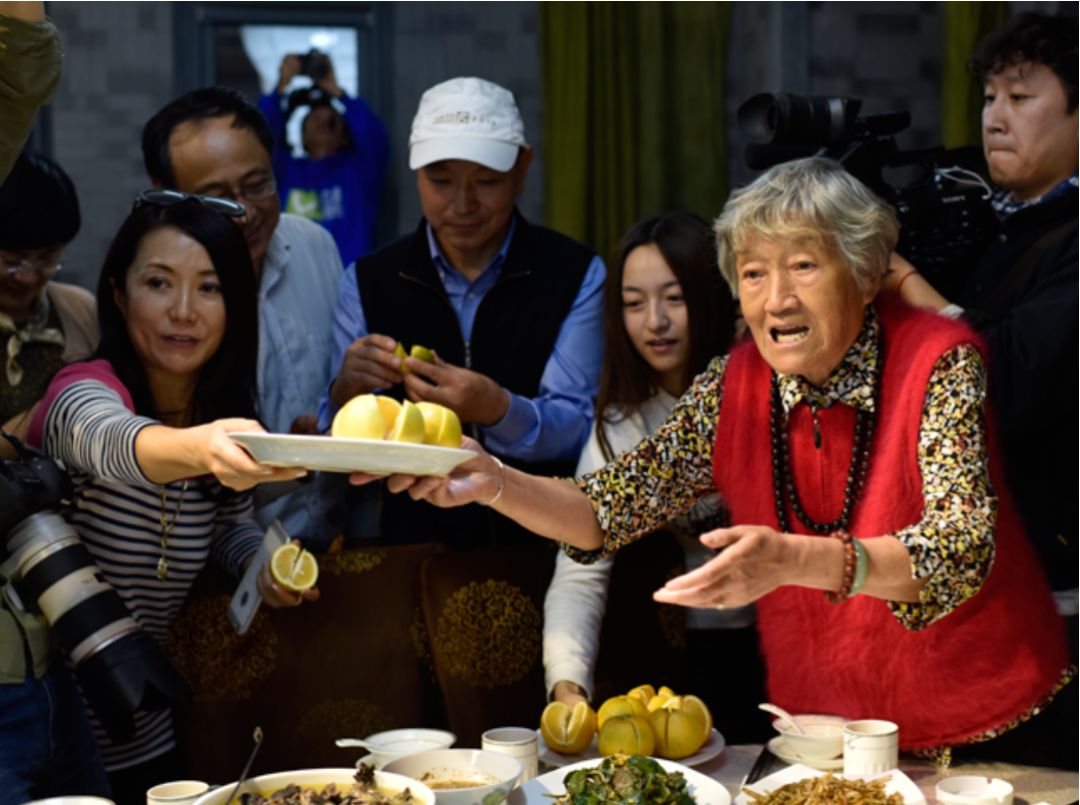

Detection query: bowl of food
xmin=355 ymin=728 xmax=458 ymax=768
xmin=382 ymin=749 xmax=522 ymax=805
xmin=192 ymin=766 xmax=435 ymax=805
xmin=772 ymin=714 xmax=847 ymax=760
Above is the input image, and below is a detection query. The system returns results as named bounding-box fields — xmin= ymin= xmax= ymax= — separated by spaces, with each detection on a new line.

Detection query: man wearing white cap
xmin=319 ymin=76 xmax=605 ymax=547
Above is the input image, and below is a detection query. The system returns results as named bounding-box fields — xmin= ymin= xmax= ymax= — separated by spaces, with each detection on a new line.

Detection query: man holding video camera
xmin=889 ymin=12 xmax=1078 ymax=626
xmin=259 ymin=50 xmax=389 ymax=266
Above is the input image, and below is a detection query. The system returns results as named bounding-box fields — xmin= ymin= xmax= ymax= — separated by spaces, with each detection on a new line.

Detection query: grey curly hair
xmin=714 ymin=157 xmax=899 ymax=296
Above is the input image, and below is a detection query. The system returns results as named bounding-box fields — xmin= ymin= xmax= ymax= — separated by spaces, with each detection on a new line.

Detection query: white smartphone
xmin=227 ymin=520 xmax=290 ymax=635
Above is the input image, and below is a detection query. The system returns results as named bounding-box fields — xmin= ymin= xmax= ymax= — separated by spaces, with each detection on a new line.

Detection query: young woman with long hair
xmin=28 ymin=193 xmax=313 ymax=803
xmin=543 ymin=212 xmax=769 ymax=742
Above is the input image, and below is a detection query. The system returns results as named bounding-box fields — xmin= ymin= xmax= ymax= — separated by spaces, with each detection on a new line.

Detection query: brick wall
xmin=385 ymin=2 xmax=543 ymax=232
xmin=48 ymin=2 xmax=176 ymax=290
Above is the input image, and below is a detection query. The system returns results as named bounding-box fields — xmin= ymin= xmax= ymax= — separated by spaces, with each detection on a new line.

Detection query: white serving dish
xmin=354 ymin=728 xmax=458 ymax=768
xmin=517 ymin=756 xmax=731 ymax=805
xmin=229 ymin=432 xmax=474 ymax=476
xmin=382 ymin=749 xmax=522 ymax=805
xmin=735 ymin=763 xmax=926 ymax=805
xmin=771 ymin=713 xmax=846 ymax=760
xmin=192 ymin=767 xmax=435 ymax=805
xmin=766 ymin=735 xmax=844 ymax=770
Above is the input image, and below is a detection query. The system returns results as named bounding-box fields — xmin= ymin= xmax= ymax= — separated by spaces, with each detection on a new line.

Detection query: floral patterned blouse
xmin=570 ymin=308 xmax=996 ymax=631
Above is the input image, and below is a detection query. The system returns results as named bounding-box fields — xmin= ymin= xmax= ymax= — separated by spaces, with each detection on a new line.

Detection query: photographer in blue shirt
xmin=259 ymin=52 xmax=389 ymax=266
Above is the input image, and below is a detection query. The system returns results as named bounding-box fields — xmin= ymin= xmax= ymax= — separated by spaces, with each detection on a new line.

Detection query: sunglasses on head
xmin=135 ymin=189 xmax=246 ymax=218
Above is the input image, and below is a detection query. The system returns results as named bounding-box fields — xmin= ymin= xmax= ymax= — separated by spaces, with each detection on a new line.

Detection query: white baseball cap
xmin=408 ymin=77 xmax=528 ymax=172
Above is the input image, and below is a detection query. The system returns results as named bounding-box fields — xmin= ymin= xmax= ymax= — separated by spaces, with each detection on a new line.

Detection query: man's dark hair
xmin=0 ymin=151 xmax=81 ymax=250
xmin=141 ymin=86 xmax=275 ymax=187
xmin=969 ymin=12 xmax=1078 ymax=111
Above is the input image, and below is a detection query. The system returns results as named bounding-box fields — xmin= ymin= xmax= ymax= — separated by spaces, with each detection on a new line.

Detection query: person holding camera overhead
xmin=26 ymin=194 xmax=316 ymax=804
xmin=259 ymin=51 xmax=389 ymax=266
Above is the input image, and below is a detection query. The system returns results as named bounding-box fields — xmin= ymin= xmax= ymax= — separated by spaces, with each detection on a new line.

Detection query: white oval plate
xmin=766 ymin=735 xmax=843 ymax=770
xmin=229 ymin=432 xmax=474 ymax=476
xmin=734 ymin=763 xmax=926 ymax=805
xmin=537 ymin=728 xmax=724 ymax=768
xmin=517 ymin=757 xmax=731 ymax=805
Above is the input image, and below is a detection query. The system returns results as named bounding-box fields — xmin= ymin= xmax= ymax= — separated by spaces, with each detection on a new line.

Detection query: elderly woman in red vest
xmin=356 ymin=157 xmax=1073 ymax=767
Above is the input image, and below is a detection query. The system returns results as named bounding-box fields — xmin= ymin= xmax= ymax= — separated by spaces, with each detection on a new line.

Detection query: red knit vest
xmin=713 ymin=296 xmax=1069 ymax=750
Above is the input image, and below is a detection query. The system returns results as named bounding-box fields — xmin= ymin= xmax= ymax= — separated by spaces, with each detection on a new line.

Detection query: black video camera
xmin=737 ymin=93 xmax=995 ymax=298
xmin=1 ymin=434 xmax=187 ymax=742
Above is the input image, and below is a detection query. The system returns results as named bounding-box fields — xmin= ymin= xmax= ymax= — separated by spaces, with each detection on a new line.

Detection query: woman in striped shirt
xmin=28 ymin=193 xmax=313 ymax=804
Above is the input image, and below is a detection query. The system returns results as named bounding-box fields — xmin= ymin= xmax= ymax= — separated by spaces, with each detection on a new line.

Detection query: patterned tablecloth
xmin=700 ymin=744 xmax=1079 ymax=804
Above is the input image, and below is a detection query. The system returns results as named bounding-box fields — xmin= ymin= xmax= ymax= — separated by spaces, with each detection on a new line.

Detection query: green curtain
xmin=539 ymin=2 xmax=731 ymax=262
xmin=941 ymin=1 xmax=1007 ymax=148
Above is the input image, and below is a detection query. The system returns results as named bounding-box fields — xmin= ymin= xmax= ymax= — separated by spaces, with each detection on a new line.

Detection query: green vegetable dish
xmin=553 ymin=754 xmax=697 ymax=805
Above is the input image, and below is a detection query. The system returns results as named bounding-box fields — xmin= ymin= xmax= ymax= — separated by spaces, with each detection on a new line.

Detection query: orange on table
xmin=540 ymin=700 xmax=597 ymax=755
xmin=650 ymin=704 xmax=708 ymax=759
xmin=596 ymin=694 xmax=648 ymax=728
xmin=597 ymin=714 xmax=655 ymax=757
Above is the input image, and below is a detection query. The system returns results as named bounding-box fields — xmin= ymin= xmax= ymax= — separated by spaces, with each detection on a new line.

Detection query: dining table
xmin=696 ymin=743 xmax=1080 ymax=804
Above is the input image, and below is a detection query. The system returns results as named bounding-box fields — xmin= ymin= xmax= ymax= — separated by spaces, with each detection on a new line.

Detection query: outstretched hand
xmin=195 ymin=419 xmax=308 ymax=491
xmin=349 ymin=436 xmax=501 ymax=509
xmin=653 ymin=525 xmax=801 ymax=609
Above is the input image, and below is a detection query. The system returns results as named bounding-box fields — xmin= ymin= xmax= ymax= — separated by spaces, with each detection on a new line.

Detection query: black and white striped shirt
xmin=37 ymin=360 xmax=262 ymax=770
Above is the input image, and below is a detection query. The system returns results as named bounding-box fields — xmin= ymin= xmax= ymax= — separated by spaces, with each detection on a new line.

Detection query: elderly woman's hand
xmin=194 ymin=419 xmax=308 ymax=490
xmin=349 ymin=436 xmax=501 ymax=508
xmin=653 ymin=525 xmax=806 ymax=608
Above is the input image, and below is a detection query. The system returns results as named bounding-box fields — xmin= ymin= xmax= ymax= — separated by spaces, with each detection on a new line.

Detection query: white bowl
xmin=383 ymin=749 xmax=522 ymax=805
xmin=772 ymin=714 xmax=847 ymax=760
xmin=192 ymin=768 xmax=435 ymax=805
xmin=360 ymin=728 xmax=458 ymax=767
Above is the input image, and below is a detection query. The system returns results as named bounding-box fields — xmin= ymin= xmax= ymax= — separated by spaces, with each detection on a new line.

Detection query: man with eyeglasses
xmin=141 ymin=86 xmax=346 ymax=551
xmin=0 ymin=150 xmax=110 ymax=802
xmin=1 ymin=151 xmax=98 ymax=433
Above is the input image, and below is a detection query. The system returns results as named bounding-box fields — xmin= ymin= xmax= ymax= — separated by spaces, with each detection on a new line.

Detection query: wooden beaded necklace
xmin=769 ymin=361 xmax=878 ymax=535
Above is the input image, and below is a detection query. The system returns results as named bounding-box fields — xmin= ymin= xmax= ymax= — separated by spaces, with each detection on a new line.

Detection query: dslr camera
xmin=296 ymin=48 xmax=331 ymax=82
xmin=0 ymin=435 xmax=187 ymax=742
xmin=737 ymin=93 xmax=995 ymax=297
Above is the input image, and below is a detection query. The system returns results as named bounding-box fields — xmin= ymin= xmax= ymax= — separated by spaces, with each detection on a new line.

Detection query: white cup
xmin=146 ymin=781 xmax=210 ymax=805
xmin=481 ymin=726 xmax=538 ymax=782
xmin=842 ymin=719 xmax=898 ymax=776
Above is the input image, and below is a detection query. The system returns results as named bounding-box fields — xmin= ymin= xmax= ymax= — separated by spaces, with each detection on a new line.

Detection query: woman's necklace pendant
xmin=156 ymin=555 xmax=169 ymax=581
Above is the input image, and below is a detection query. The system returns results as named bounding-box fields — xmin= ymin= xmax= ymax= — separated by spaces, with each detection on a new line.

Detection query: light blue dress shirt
xmin=317 ymin=219 xmax=606 ymax=464
xmin=252 ymin=213 xmax=347 ymax=544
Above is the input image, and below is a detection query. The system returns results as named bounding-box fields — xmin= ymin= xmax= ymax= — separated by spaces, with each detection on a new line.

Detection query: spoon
xmin=226 ymin=726 xmax=264 ymax=805
xmin=758 ymin=703 xmax=806 ymax=734
xmin=335 ymin=737 xmax=379 ymax=752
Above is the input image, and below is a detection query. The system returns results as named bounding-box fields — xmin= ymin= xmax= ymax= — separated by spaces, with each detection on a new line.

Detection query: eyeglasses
xmin=2 ymin=251 xmax=63 ymax=278
xmin=214 ymin=176 xmax=278 ymax=205
xmin=135 ymin=189 xmax=246 ymax=218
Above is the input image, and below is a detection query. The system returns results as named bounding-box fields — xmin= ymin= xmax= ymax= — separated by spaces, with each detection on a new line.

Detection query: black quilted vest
xmin=356 ymin=211 xmax=595 ymax=548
